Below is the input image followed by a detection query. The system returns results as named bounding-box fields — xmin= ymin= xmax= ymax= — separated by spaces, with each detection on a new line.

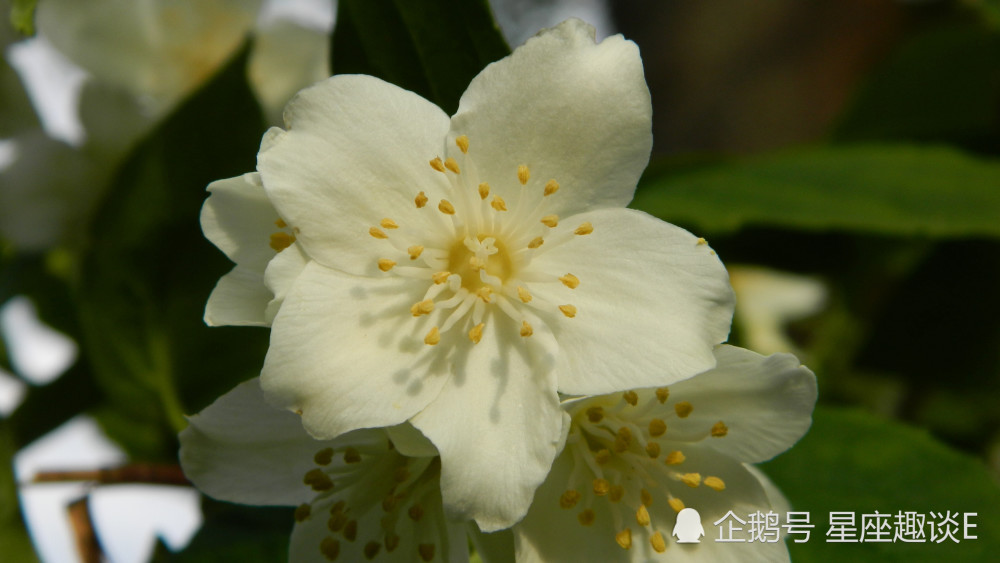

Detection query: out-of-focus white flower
xmin=729 ymin=265 xmax=827 ymax=356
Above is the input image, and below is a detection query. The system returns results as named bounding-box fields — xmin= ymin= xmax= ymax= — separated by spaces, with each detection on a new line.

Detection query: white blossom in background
xmin=514 ymin=345 xmax=817 ymax=562
xmin=728 ymin=266 xmax=827 ymax=356
xmin=203 ymin=18 xmax=735 ymax=531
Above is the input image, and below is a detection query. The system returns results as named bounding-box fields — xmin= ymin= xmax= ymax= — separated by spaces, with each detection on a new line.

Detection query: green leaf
xmin=153 ymin=500 xmax=291 ymax=562
xmin=331 ymin=0 xmax=509 ymax=114
xmin=763 ymin=407 xmax=1000 ymax=562
xmin=0 ymin=426 xmax=39 ymax=562
xmin=9 ymin=0 xmax=36 ymax=36
xmin=632 ymin=144 xmax=1000 ymax=238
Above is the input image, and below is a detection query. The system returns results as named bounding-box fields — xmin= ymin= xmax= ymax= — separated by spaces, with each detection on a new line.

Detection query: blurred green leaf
xmin=153 ymin=500 xmax=292 ymax=562
xmin=331 ymin=0 xmax=509 ymax=114
xmin=9 ymin=0 xmax=36 ymax=36
xmin=763 ymin=407 xmax=1000 ymax=562
xmin=0 ymin=426 xmax=38 ymax=562
xmin=632 ymin=144 xmax=1000 ymax=238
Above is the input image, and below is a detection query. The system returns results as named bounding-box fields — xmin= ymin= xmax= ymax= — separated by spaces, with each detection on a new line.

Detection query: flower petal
xmin=262 ymin=241 xmax=308 ymax=323
xmin=258 ymin=75 xmax=451 ymax=275
xmin=260 ymin=261 xmax=451 ymax=438
xmin=660 ymin=345 xmax=817 ymax=463
xmin=204 ymin=266 xmax=271 ymax=327
xmin=178 ymin=377 xmax=336 ymax=506
xmin=530 ymin=207 xmax=734 ymax=394
xmin=201 ymin=173 xmax=279 ymax=273
xmin=410 ymin=313 xmax=565 ymax=532
xmin=450 ymin=18 xmax=651 ymax=217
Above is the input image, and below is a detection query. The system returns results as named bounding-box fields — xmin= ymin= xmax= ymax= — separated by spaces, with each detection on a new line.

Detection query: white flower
xmin=179 ymin=378 xmax=472 ymax=562
xmin=514 ymin=345 xmax=817 ymax=562
xmin=212 ymin=18 xmax=735 ymax=531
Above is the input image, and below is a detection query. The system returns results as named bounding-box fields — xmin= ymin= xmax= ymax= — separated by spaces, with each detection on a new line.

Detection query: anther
xmin=320 ymin=537 xmax=340 ymax=561
xmin=415 ymin=191 xmax=428 ymax=208
xmin=270 ymin=232 xmax=295 ymax=251
xmin=594 ymin=449 xmax=611 ymax=465
xmin=559 ymin=304 xmax=577 ymax=318
xmin=444 ymin=157 xmax=460 ymax=174
xmin=622 ymin=390 xmax=638 ymax=405
xmin=517 ymin=286 xmax=532 ymax=303
xmin=575 ymin=222 xmax=594 ymax=235
xmin=364 ymin=541 xmax=381 ymax=560
xmin=578 ymin=509 xmax=596 ymax=526
xmin=468 ymin=323 xmax=484 ymax=344
xmin=411 ymin=300 xmax=434 ymax=317
xmin=275 ymin=218 xmax=287 ymax=228
xmin=478 ymin=182 xmax=490 ymax=199
xmin=616 ymin=528 xmax=632 ymax=550
xmin=408 ymin=245 xmax=424 ymax=260
xmin=664 ymin=450 xmax=686 ymax=465
xmin=696 ymin=237 xmax=707 ymax=245
xmin=408 ymin=504 xmax=425 ymax=521
xmin=641 ymin=489 xmax=653 ymax=507
xmin=432 ymin=271 xmax=451 ymax=284
xmin=381 ymin=494 xmax=398 ymax=512
xmin=303 ymin=469 xmax=333 ymax=491
xmin=636 ymin=505 xmax=650 ymax=526
xmin=378 ymin=259 xmax=396 ymax=272
xmin=543 ymin=179 xmax=559 ymax=196
xmin=330 ymin=501 xmax=346 ymax=515
xmin=674 ymin=402 xmax=693 ymax=418
xmin=586 ymin=406 xmax=604 ymax=423
xmin=343 ymin=447 xmax=361 ymax=464
xmin=609 ymin=484 xmax=625 ymax=502
xmin=314 ymin=448 xmax=334 ymax=465
xmin=517 ymin=165 xmax=530 ymax=185
xmin=369 ymin=227 xmax=388 ymax=239
xmin=295 ymin=504 xmax=312 ymax=522
xmin=559 ymin=490 xmax=581 ymax=509
xmin=476 ymin=286 xmax=492 ymax=303
xmin=380 ymin=218 xmax=399 ymax=229
xmin=617 ymin=426 xmax=632 ymax=444
xmin=655 ymin=387 xmax=670 ymax=403
xmin=491 ymin=195 xmax=507 ymax=211
xmin=418 ymin=544 xmax=435 ymax=562
xmin=456 ymin=135 xmax=469 ymax=153
xmin=646 ymin=442 xmax=661 ymax=458
xmin=424 ymin=327 xmax=441 ymax=346
xmin=704 ymin=476 xmax=726 ymax=491
xmin=648 ymin=418 xmax=667 ymax=437
xmin=438 ymin=199 xmax=455 ymax=215
xmin=429 ymin=157 xmax=446 ymax=172
xmin=650 ymin=532 xmax=667 ymax=553
xmin=520 ymin=320 xmax=533 ymax=337
xmin=540 ymin=214 xmax=559 ymax=228
xmin=669 ymin=498 xmax=685 ymax=512
xmin=527 ymin=237 xmax=544 ymax=249
xmin=711 ymin=421 xmax=729 ymax=437
xmin=592 ymin=478 xmax=611 ymax=496
xmin=384 ymin=533 xmax=400 ymax=552
xmin=343 ymin=520 xmax=358 ymax=541
xmin=680 ymin=473 xmax=702 ymax=488
xmin=559 ymin=273 xmax=580 ymax=289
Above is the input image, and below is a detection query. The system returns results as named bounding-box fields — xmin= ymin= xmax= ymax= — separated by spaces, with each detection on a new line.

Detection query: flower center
xmin=447 ymin=235 xmax=513 ymax=292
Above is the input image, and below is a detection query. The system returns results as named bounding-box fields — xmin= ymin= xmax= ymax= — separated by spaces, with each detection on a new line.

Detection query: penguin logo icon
xmin=672 ymin=508 xmax=705 ymax=543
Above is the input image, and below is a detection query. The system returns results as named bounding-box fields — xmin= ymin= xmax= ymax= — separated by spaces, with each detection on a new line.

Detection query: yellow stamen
xmin=303 ymin=469 xmax=333 ymax=491
xmin=520 ymin=320 xmax=533 ymax=337
xmin=559 ymin=304 xmax=577 ymax=318
xmin=648 ymin=418 xmax=667 ymax=437
xmin=650 ymin=532 xmax=667 ymax=553
xmin=476 ymin=286 xmax=492 ymax=303
xmin=408 ymin=504 xmax=424 ymax=521
xmin=410 ymin=300 xmax=434 ymax=317
xmin=664 ymin=450 xmax=686 ymax=465
xmin=378 ymin=259 xmax=396 ymax=272
xmin=711 ymin=421 xmax=729 ymax=437
xmin=415 ymin=191 xmax=428 ymax=208
xmin=408 ymin=245 xmax=424 ymax=260
xmin=380 ymin=218 xmax=399 ymax=229
xmin=704 ymin=476 xmax=726 ymax=491
xmin=491 ymin=195 xmax=507 ymax=211
xmin=275 ymin=218 xmax=287 ymax=228
xmin=517 ymin=286 xmax=532 ymax=303
xmin=594 ymin=449 xmax=611 ymax=465
xmin=384 ymin=533 xmax=400 ymax=552
xmin=575 ymin=222 xmax=594 ymax=235
xmin=429 ymin=157 xmax=445 ymax=172
xmin=363 ymin=541 xmax=381 ymax=560
xmin=559 ymin=490 xmax=581 ymax=509
xmin=593 ymin=478 xmax=611 ymax=496
xmin=424 ymin=327 xmax=440 ymax=346
xmin=586 ymin=406 xmax=604 ymax=423
xmin=320 ymin=537 xmax=340 ymax=561
xmin=617 ymin=426 xmax=632 ymax=444
xmin=669 ymin=498 xmax=685 ymax=513
xmin=418 ymin=544 xmax=435 ymax=562
xmin=444 ymin=157 xmax=460 ymax=174
xmin=543 ymin=179 xmax=559 ymax=196
xmin=559 ymin=273 xmax=580 ymax=289
xmin=468 ymin=323 xmax=484 ymax=344
xmin=432 ymin=271 xmax=451 ymax=284
xmin=314 ymin=448 xmax=334 ymax=465
xmin=540 ymin=214 xmax=559 ymax=227
xmin=438 ymin=199 xmax=455 ymax=215
xmin=680 ymin=473 xmax=702 ymax=488
xmin=343 ymin=447 xmax=361 ymax=463
xmin=615 ymin=528 xmax=632 ymax=550
xmin=636 ymin=505 xmax=650 ymax=526
xmin=455 ymin=135 xmax=469 ymax=153
xmin=478 ymin=182 xmax=490 ymax=199
xmin=641 ymin=488 xmax=653 ymax=507
xmin=578 ymin=509 xmax=596 ymax=526
xmin=622 ymin=390 xmax=638 ymax=405
xmin=646 ymin=442 xmax=661 ymax=458
xmin=270 ymin=232 xmax=295 ymax=251
xmin=294 ymin=503 xmax=311 ymax=522
xmin=369 ymin=227 xmax=388 ymax=239
xmin=609 ymin=485 xmax=625 ymax=502
xmin=697 ymin=237 xmax=707 ymax=245
xmin=674 ymin=401 xmax=693 ymax=418
xmin=527 ymin=237 xmax=544 ymax=249
xmin=655 ymin=387 xmax=670 ymax=403
xmin=517 ymin=164 xmax=530 ymax=185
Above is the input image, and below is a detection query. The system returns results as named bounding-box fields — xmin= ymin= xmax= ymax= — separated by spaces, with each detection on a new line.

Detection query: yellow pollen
xmin=517 ymin=164 xmax=530 ymax=185
xmin=424 ymin=327 xmax=441 ymax=346
xmin=586 ymin=406 xmax=604 ymax=422
xmin=674 ymin=401 xmax=694 ymax=418
xmin=617 ymin=426 xmax=633 ymax=444
xmin=593 ymin=478 xmax=611 ymax=496
xmin=418 ymin=543 xmax=435 ymax=562
xmin=622 ymin=390 xmax=638 ymax=405
xmin=275 ymin=218 xmax=287 ymax=228
xmin=429 ymin=157 xmax=445 ymax=172
xmin=527 ymin=236 xmax=544 ymax=249
xmin=491 ymin=195 xmax=507 ymax=211
xmin=369 ymin=227 xmax=388 ymax=239
xmin=711 ymin=421 xmax=729 ymax=437
xmin=559 ymin=273 xmax=580 ymax=289
xmin=408 ymin=504 xmax=424 ymax=521
xmin=469 ymin=256 xmax=485 ymax=270
xmin=575 ymin=222 xmax=594 ymax=235
xmin=408 ymin=245 xmax=424 ymax=260
xmin=270 ymin=232 xmax=295 ymax=251
xmin=456 ymin=135 xmax=469 ymax=153
xmin=415 ymin=191 xmax=428 ymax=208
xmin=444 ymin=157 xmax=460 ymax=174
xmin=364 ymin=541 xmax=381 ymax=560
xmin=380 ymin=218 xmax=398 ymax=229
xmin=595 ymin=449 xmax=611 ymax=465
xmin=378 ymin=259 xmax=396 ymax=272
xmin=704 ymin=476 xmax=726 ymax=491
xmin=343 ymin=447 xmax=361 ymax=464
xmin=613 ymin=435 xmax=629 ymax=453
xmin=476 ymin=286 xmax=492 ymax=303
xmin=648 ymin=418 xmax=667 ymax=437
xmin=636 ymin=505 xmax=650 ymax=527
xmin=559 ymin=490 xmax=581 ymax=509
xmin=616 ymin=528 xmax=632 ymax=550
xmin=330 ymin=500 xmax=346 ymax=515
xmin=432 ymin=271 xmax=451 ymax=284
xmin=655 ymin=387 xmax=670 ymax=403
xmin=543 ymin=179 xmax=560 ymax=196
xmin=665 ymin=450 xmax=686 ymax=465
xmin=696 ymin=237 xmax=707 ymax=245
xmin=384 ymin=533 xmax=400 ymax=552
xmin=468 ymin=323 xmax=484 ymax=344
xmin=478 ymin=182 xmax=490 ymax=199
xmin=438 ymin=199 xmax=455 ymax=215
xmin=343 ymin=519 xmax=358 ymax=541
xmin=609 ymin=484 xmax=625 ymax=502
xmin=540 ymin=214 xmax=559 ymax=227
xmin=641 ymin=488 xmax=653 ymax=507
xmin=680 ymin=473 xmax=702 ymax=488
xmin=314 ymin=448 xmax=334 ymax=465
xmin=320 ymin=537 xmax=340 ymax=561
xmin=669 ymin=498 xmax=685 ymax=513
xmin=646 ymin=442 xmax=661 ymax=458
xmin=559 ymin=304 xmax=577 ymax=318
xmin=410 ymin=299 xmax=435 ymax=317
xmin=520 ymin=320 xmax=533 ymax=337
xmin=294 ymin=503 xmax=311 ymax=522
xmin=517 ymin=286 xmax=532 ymax=303
xmin=651 ymin=532 xmax=667 ymax=553
xmin=303 ymin=469 xmax=333 ymax=491
xmin=578 ymin=509 xmax=596 ymax=526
